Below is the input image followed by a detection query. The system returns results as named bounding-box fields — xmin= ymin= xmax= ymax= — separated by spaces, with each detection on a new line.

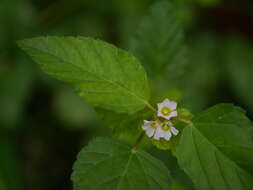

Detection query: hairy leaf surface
xmin=193 ymin=104 xmax=253 ymax=172
xmin=72 ymin=137 xmax=171 ymax=190
xmin=177 ymin=125 xmax=253 ymax=190
xmin=18 ymin=36 xmax=150 ymax=114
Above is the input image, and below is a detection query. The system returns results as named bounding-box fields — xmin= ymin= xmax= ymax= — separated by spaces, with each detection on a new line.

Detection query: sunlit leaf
xmin=18 ymin=36 xmax=150 ymax=114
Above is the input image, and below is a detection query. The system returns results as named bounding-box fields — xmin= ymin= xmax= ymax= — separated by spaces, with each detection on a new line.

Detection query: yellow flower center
xmin=161 ymin=107 xmax=171 ymax=116
xmin=162 ymin=124 xmax=171 ymax=131
xmin=151 ymin=122 xmax=158 ymax=129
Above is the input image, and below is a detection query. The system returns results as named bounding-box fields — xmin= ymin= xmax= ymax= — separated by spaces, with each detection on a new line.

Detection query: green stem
xmin=132 ymin=131 xmax=145 ymax=153
xmin=145 ymin=101 xmax=156 ymax=112
xmin=179 ymin=118 xmax=193 ymax=125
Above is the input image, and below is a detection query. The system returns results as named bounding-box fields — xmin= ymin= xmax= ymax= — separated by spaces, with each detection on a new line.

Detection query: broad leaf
xmin=193 ymin=104 xmax=253 ymax=172
xmin=72 ymin=137 xmax=171 ymax=190
xmin=18 ymin=36 xmax=150 ymax=114
xmin=171 ymin=179 xmax=194 ymax=190
xmin=96 ymin=108 xmax=151 ymax=135
xmin=177 ymin=125 xmax=253 ymax=190
xmin=131 ymin=0 xmax=187 ymax=80
xmin=149 ymin=148 xmax=195 ymax=190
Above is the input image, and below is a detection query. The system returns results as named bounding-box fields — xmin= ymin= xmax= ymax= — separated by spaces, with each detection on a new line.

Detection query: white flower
xmin=157 ymin=98 xmax=177 ymax=120
xmin=153 ymin=121 xmax=179 ymax=141
xmin=142 ymin=120 xmax=160 ymax=137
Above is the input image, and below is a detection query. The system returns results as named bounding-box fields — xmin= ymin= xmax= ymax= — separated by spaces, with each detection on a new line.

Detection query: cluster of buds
xmin=142 ymin=99 xmax=179 ymax=141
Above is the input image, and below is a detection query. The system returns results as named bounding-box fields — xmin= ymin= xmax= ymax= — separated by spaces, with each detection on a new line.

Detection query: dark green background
xmin=1 ymin=0 xmax=253 ymax=189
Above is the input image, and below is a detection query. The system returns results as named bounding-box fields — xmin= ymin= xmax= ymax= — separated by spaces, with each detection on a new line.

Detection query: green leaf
xmin=96 ymin=108 xmax=151 ymax=135
xmin=71 ymin=137 xmax=171 ymax=190
xmin=171 ymin=179 xmax=193 ymax=190
xmin=193 ymin=104 xmax=253 ymax=172
xmin=95 ymin=108 xmax=145 ymax=143
xmin=176 ymin=125 xmax=253 ymax=190
xmin=148 ymin=148 xmax=195 ymax=190
xmin=131 ymin=0 xmax=187 ymax=81
xmin=18 ymin=36 xmax=150 ymax=114
xmin=95 ymin=108 xmax=153 ymax=147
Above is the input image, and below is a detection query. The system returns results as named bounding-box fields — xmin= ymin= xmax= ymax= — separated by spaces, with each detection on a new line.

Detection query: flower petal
xmin=157 ymin=103 xmax=164 ymax=110
xmin=167 ymin=101 xmax=177 ymax=110
xmin=157 ymin=99 xmax=178 ymax=120
xmin=167 ymin=121 xmax=173 ymax=126
xmin=146 ymin=128 xmax=155 ymax=137
xmin=160 ymin=114 xmax=173 ymax=120
xmin=142 ymin=125 xmax=150 ymax=130
xmin=163 ymin=98 xmax=170 ymax=103
xmin=144 ymin=120 xmax=151 ymax=124
xmin=171 ymin=127 xmax=179 ymax=136
xmin=163 ymin=131 xmax=172 ymax=141
xmin=157 ymin=99 xmax=169 ymax=110
xmin=170 ymin=111 xmax=178 ymax=118
xmin=153 ymin=126 xmax=163 ymax=140
xmin=157 ymin=111 xmax=164 ymax=118
xmin=158 ymin=99 xmax=177 ymax=110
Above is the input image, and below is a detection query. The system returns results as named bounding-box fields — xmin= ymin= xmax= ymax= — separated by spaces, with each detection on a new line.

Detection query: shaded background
xmin=1 ymin=0 xmax=253 ymax=189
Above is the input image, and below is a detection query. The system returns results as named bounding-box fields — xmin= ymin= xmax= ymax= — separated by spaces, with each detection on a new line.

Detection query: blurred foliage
xmin=180 ymin=34 xmax=222 ymax=112
xmin=0 ymin=58 xmax=34 ymax=128
xmin=224 ymin=38 xmax=253 ymax=115
xmin=130 ymin=0 xmax=187 ymax=98
xmin=53 ymin=87 xmax=98 ymax=129
xmin=0 ymin=135 xmax=23 ymax=190
xmin=0 ymin=0 xmax=38 ymax=51
xmin=1 ymin=0 xmax=253 ymax=189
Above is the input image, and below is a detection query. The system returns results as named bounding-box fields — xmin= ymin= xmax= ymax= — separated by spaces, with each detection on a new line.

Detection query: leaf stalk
xmin=132 ymin=131 xmax=146 ymax=153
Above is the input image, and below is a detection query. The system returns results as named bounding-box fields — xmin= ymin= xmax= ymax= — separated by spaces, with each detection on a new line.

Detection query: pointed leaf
xmin=18 ymin=36 xmax=150 ymax=114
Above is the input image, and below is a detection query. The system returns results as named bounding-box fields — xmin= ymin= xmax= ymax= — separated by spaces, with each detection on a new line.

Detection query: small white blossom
xmin=153 ymin=121 xmax=179 ymax=141
xmin=157 ymin=98 xmax=177 ymax=120
xmin=142 ymin=120 xmax=160 ymax=138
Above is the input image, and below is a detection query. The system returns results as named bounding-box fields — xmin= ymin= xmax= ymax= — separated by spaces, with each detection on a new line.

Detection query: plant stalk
xmin=179 ymin=118 xmax=193 ymax=125
xmin=145 ymin=101 xmax=156 ymax=112
xmin=132 ymin=131 xmax=146 ymax=153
